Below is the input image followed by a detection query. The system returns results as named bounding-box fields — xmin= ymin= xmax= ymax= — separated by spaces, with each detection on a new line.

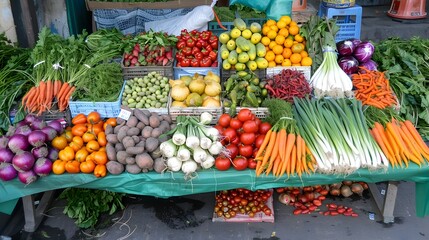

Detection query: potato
xmin=134 ymin=109 xmax=149 ymax=125
xmin=150 ymin=147 xmax=162 ymax=159
xmin=114 ymin=125 xmax=122 ymax=134
xmin=158 ymin=121 xmax=170 ymax=133
xmin=126 ymin=164 xmax=142 ymax=174
xmin=135 ymin=152 xmax=154 ymax=170
xmin=126 ymin=116 xmax=138 ymax=128
xmin=159 ymin=135 xmax=168 ymax=143
xmin=132 ymin=135 xmax=140 ymax=143
xmin=149 ymin=115 xmax=161 ymax=128
xmin=122 ymin=136 xmax=135 ymax=149
xmin=106 ymin=134 xmax=119 ymax=144
xmin=151 ymin=128 xmax=162 ymax=138
xmin=135 ymin=139 xmax=146 ymax=147
xmin=136 ymin=122 xmax=145 ymax=130
xmin=170 ymin=123 xmax=177 ymax=130
xmin=142 ymin=110 xmax=151 ymax=117
xmin=153 ymin=157 xmax=166 ymax=173
xmin=116 ymin=117 xmax=125 ymax=125
xmin=145 ymin=137 xmax=159 ymax=153
xmin=162 ymin=114 xmax=172 ymax=124
xmin=106 ymin=143 xmax=116 ymax=161
xmin=126 ymin=146 xmax=145 ymax=155
xmin=116 ymin=151 xmax=130 ymax=165
xmin=106 ymin=161 xmax=124 ymax=175
xmin=141 ymin=126 xmax=153 ymax=139
xmin=125 ymin=157 xmax=136 ymax=165
xmin=105 ymin=124 xmax=114 ymax=135
xmin=115 ymin=142 xmax=125 ymax=152
xmin=126 ymin=127 xmax=140 ymax=136
xmin=117 ymin=126 xmax=130 ymax=142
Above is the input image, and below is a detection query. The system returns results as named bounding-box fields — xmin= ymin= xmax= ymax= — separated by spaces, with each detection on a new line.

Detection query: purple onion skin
xmin=47 ymin=147 xmax=59 ymax=161
xmin=18 ymin=169 xmax=38 ymax=184
xmin=0 ymin=148 xmax=14 ymax=163
xmin=338 ymin=56 xmax=359 ymax=75
xmin=8 ymin=134 xmax=30 ymax=153
xmin=15 ymin=121 xmax=29 ymax=128
xmin=0 ymin=136 xmax=9 ymax=149
xmin=32 ymin=145 xmax=49 ymax=159
xmin=30 ymin=118 xmax=47 ymax=131
xmin=33 ymin=158 xmax=52 ymax=177
xmin=28 ymin=130 xmax=47 ymax=148
xmin=47 ymin=120 xmax=64 ymax=134
xmin=24 ymin=114 xmax=38 ymax=124
xmin=0 ymin=163 xmax=18 ymax=181
xmin=359 ymin=59 xmax=378 ymax=73
xmin=353 ymin=42 xmax=375 ymax=63
xmin=337 ymin=39 xmax=355 ymax=57
xmin=41 ymin=126 xmax=57 ymax=141
xmin=14 ymin=125 xmax=32 ymax=136
xmin=350 ymin=38 xmax=362 ymax=48
xmin=12 ymin=151 xmax=35 ymax=172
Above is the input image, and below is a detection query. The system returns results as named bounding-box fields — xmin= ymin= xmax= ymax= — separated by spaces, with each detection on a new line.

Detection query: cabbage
xmin=338 ymin=56 xmax=359 ymax=75
xmin=350 ymin=38 xmax=362 ymax=48
xmin=336 ymin=39 xmax=355 ymax=56
xmin=359 ymin=60 xmax=378 ymax=73
xmin=353 ymin=42 xmax=375 ymax=63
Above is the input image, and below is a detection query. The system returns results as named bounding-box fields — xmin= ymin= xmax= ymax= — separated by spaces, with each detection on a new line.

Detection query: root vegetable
xmin=32 ymin=146 xmax=48 ymax=159
xmin=41 ymin=127 xmax=57 ymax=141
xmin=115 ymin=143 xmax=125 ymax=152
xmin=136 ymin=140 xmax=146 ymax=147
xmin=106 ymin=143 xmax=116 ymax=161
xmin=0 ymin=148 xmax=14 ymax=163
xmin=117 ymin=126 xmax=130 ymax=142
xmin=132 ymin=136 xmax=140 ymax=143
xmin=153 ymin=158 xmax=166 ymax=173
xmin=106 ymin=161 xmax=124 ymax=175
xmin=126 ymin=116 xmax=138 ymax=128
xmin=136 ymin=122 xmax=145 ymax=130
xmin=106 ymin=134 xmax=119 ymax=144
xmin=105 ymin=124 xmax=113 ymax=135
xmin=126 ymin=157 xmax=136 ymax=165
xmin=18 ymin=169 xmax=37 ymax=184
xmin=122 ymin=136 xmax=135 ymax=149
xmin=145 ymin=137 xmax=159 ymax=152
xmin=116 ymin=151 xmax=130 ymax=165
xmin=150 ymin=147 xmax=162 ymax=159
xmin=8 ymin=134 xmax=30 ymax=153
xmin=126 ymin=146 xmax=145 ymax=155
xmin=142 ymin=126 xmax=153 ymax=138
xmin=0 ymin=163 xmax=18 ymax=181
xmin=134 ymin=109 xmax=149 ymax=124
xmin=150 ymin=128 xmax=162 ymax=138
xmin=135 ymin=153 xmax=153 ymax=170
xmin=127 ymin=127 xmax=140 ymax=136
xmin=167 ymin=157 xmax=181 ymax=172
xmin=351 ymin=183 xmax=364 ymax=196
xmin=330 ymin=188 xmax=340 ymax=196
xmin=162 ymin=115 xmax=172 ymax=124
xmin=33 ymin=157 xmax=52 ymax=177
xmin=342 ymin=180 xmax=353 ymax=186
xmin=340 ymin=185 xmax=353 ymax=198
xmin=12 ymin=151 xmax=35 ymax=172
xmin=181 ymin=160 xmax=197 ymax=176
xmin=126 ymin=164 xmax=142 ymax=174
xmin=149 ymin=115 xmax=160 ymax=128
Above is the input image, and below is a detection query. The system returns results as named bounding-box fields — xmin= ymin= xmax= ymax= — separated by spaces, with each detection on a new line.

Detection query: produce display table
xmin=1 ymin=165 xmax=429 ymax=231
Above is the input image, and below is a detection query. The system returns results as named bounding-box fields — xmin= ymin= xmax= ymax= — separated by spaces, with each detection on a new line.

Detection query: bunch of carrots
xmin=256 ymin=99 xmax=316 ymax=177
xmin=366 ymin=107 xmax=429 ymax=168
xmin=21 ymin=80 xmax=75 ymax=115
xmin=352 ymin=67 xmax=397 ymax=109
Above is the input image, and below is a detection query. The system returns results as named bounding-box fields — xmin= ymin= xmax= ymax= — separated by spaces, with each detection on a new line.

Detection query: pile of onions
xmin=0 ymin=114 xmax=65 ymax=184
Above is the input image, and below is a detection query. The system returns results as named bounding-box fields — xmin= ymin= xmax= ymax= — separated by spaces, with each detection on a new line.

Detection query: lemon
xmin=250 ymin=33 xmax=262 ymax=44
xmin=230 ymin=28 xmax=241 ymax=39
xmin=241 ymin=29 xmax=252 ymax=39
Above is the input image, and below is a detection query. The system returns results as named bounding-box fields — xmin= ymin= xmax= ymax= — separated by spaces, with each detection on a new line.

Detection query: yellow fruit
xmin=279 ymin=16 xmax=292 ymax=25
xmin=267 ymin=30 xmax=277 ymax=40
xmin=278 ymin=28 xmax=289 ymax=37
xmin=262 ymin=26 xmax=271 ymax=35
xmin=250 ymin=22 xmax=262 ymax=33
xmin=282 ymin=47 xmax=292 ymax=59
xmin=272 ymin=45 xmax=283 ymax=55
xmin=269 ymin=41 xmax=277 ymax=50
xmin=300 ymin=50 xmax=308 ymax=58
xmin=276 ymin=20 xmax=287 ymax=29
xmin=250 ymin=33 xmax=262 ymax=44
xmin=291 ymin=43 xmax=305 ymax=53
xmin=242 ymin=29 xmax=252 ymax=39
xmin=290 ymin=53 xmax=302 ymax=64
xmin=226 ymin=39 xmax=236 ymax=51
xmin=256 ymin=57 xmax=269 ymax=69
xmin=268 ymin=61 xmax=276 ymax=67
xmin=275 ymin=54 xmax=284 ymax=64
xmin=294 ymin=34 xmax=304 ymax=43
xmin=266 ymin=19 xmax=276 ymax=27
xmin=230 ymin=28 xmax=241 ymax=39
xmin=284 ymin=38 xmax=294 ymax=48
xmin=282 ymin=59 xmax=292 ymax=67
xmin=290 ymin=21 xmax=298 ymax=26
xmin=265 ymin=51 xmax=275 ymax=61
xmin=219 ymin=32 xmax=230 ymax=44
xmin=275 ymin=35 xmax=285 ymax=45
xmin=289 ymin=25 xmax=299 ymax=36
xmin=269 ymin=25 xmax=279 ymax=32
xmin=301 ymin=56 xmax=313 ymax=66
xmin=261 ymin=36 xmax=271 ymax=46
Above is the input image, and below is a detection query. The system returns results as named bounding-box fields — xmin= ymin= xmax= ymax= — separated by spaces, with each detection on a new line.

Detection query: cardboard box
xmin=86 ymin=0 xmax=211 ymax=10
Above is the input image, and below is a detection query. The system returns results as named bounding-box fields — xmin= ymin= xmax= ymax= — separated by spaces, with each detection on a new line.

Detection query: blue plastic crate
xmin=208 ymin=18 xmax=266 ymax=36
xmin=318 ymin=4 xmax=362 ymax=42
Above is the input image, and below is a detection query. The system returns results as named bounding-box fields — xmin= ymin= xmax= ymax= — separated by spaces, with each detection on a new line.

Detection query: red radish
xmin=14 ymin=125 xmax=32 ymax=136
xmin=32 ymin=146 xmax=48 ymax=159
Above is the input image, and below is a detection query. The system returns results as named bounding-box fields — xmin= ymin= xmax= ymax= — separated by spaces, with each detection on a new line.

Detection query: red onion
xmin=47 ymin=147 xmax=59 ymax=161
xmin=28 ymin=130 xmax=47 ymax=147
xmin=41 ymin=126 xmax=57 ymax=141
xmin=47 ymin=120 xmax=64 ymax=134
xmin=24 ymin=114 xmax=38 ymax=124
xmin=14 ymin=125 xmax=32 ymax=136
xmin=12 ymin=151 xmax=35 ymax=172
xmin=0 ymin=163 xmax=18 ymax=181
xmin=18 ymin=169 xmax=38 ymax=184
xmin=32 ymin=145 xmax=48 ymax=158
xmin=33 ymin=158 xmax=52 ymax=177
xmin=0 ymin=148 xmax=14 ymax=163
xmin=0 ymin=136 xmax=8 ymax=148
xmin=30 ymin=118 xmax=47 ymax=130
xmin=8 ymin=134 xmax=29 ymax=153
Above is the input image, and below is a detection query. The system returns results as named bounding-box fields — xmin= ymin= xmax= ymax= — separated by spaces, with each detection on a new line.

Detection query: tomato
xmin=87 ymin=111 xmax=101 ymax=124
xmin=239 ymin=144 xmax=253 ymax=158
xmin=237 ymin=109 xmax=254 ymax=122
xmin=229 ymin=118 xmax=242 ymax=130
xmin=218 ymin=114 xmax=231 ymax=127
xmin=215 ymin=156 xmax=231 ymax=171
xmin=254 ymin=117 xmax=262 ymax=127
xmin=240 ymin=132 xmax=256 ymax=145
xmin=255 ymin=134 xmax=265 ymax=148
xmin=214 ymin=125 xmax=224 ymax=135
xmin=259 ymin=122 xmax=272 ymax=134
xmin=247 ymin=158 xmax=257 ymax=169
xmin=222 ymin=128 xmax=237 ymax=143
xmin=242 ymin=120 xmax=258 ymax=133
xmin=225 ymin=144 xmax=239 ymax=159
xmin=94 ymin=164 xmax=107 ymax=178
xmin=231 ymin=137 xmax=240 ymax=145
xmin=232 ymin=156 xmax=248 ymax=171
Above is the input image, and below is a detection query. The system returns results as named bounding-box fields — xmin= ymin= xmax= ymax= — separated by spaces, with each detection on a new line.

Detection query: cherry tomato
xmin=222 ymin=128 xmax=237 ymax=143
xmin=242 ymin=120 xmax=259 ymax=133
xmin=229 ymin=118 xmax=243 ymax=130
xmin=239 ymin=144 xmax=253 ymax=158
xmin=240 ymin=132 xmax=256 ymax=145
xmin=215 ymin=156 xmax=231 ymax=171
xmin=218 ymin=114 xmax=231 ymax=127
xmin=259 ymin=122 xmax=272 ymax=134
xmin=247 ymin=158 xmax=257 ymax=169
xmin=232 ymin=156 xmax=248 ymax=171
xmin=225 ymin=144 xmax=239 ymax=159
xmin=255 ymin=134 xmax=265 ymax=148
xmin=237 ymin=109 xmax=254 ymax=122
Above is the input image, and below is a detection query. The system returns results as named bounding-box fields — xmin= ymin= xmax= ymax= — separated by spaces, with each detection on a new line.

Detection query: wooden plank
xmin=368 ymin=181 xmax=399 ymax=223
xmin=22 ymin=191 xmax=55 ymax=232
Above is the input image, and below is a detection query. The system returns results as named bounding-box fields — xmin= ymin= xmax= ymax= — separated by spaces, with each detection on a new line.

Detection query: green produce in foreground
xmin=122 ymin=72 xmax=169 ymax=108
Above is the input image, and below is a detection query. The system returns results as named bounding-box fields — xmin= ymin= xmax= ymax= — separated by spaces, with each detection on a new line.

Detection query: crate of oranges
xmin=261 ymin=16 xmax=313 ymax=68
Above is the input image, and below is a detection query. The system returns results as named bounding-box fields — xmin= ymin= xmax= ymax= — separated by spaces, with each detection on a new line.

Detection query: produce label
xmin=118 ymin=109 xmax=132 ymax=121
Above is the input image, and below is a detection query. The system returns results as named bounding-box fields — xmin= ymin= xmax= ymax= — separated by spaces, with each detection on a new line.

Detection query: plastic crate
xmin=208 ymin=18 xmax=266 ymax=36
xmin=69 ymin=82 xmax=125 ymax=118
xmin=322 ymin=0 xmax=355 ymax=8
xmin=41 ymin=109 xmax=72 ymax=125
xmin=318 ymin=4 xmax=362 ymax=42
xmin=266 ymin=66 xmax=311 ymax=82
xmin=173 ymin=55 xmax=221 ymax=79
xmin=224 ymin=107 xmax=269 ymax=119
xmin=122 ymin=60 xmax=174 ymax=80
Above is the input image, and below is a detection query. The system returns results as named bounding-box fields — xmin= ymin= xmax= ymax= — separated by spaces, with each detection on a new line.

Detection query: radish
xmin=28 ymin=130 xmax=47 ymax=147
xmin=32 ymin=145 xmax=49 ymax=159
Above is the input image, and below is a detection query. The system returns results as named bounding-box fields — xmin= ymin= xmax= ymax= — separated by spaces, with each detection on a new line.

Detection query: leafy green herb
xmin=60 ymin=188 xmax=125 ymax=229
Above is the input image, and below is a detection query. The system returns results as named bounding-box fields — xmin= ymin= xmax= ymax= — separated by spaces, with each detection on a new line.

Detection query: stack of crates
xmin=318 ymin=4 xmax=362 ymax=42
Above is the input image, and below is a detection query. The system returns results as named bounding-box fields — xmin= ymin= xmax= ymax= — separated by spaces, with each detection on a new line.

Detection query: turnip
xmin=0 ymin=148 xmax=14 ymax=163
xmin=14 ymin=125 xmax=32 ymax=136
xmin=28 ymin=130 xmax=47 ymax=147
xmin=33 ymin=158 xmax=52 ymax=177
xmin=12 ymin=151 xmax=35 ymax=172
xmin=181 ymin=160 xmax=198 ymax=176
xmin=46 ymin=147 xmax=59 ymax=161
xmin=208 ymin=141 xmax=223 ymax=155
xmin=32 ymin=145 xmax=49 ymax=159
xmin=18 ymin=169 xmax=38 ymax=184
xmin=167 ymin=157 xmax=182 ymax=172
xmin=0 ymin=136 xmax=8 ymax=148
xmin=8 ymin=134 xmax=29 ymax=153
xmin=201 ymin=155 xmax=215 ymax=169
xmin=29 ymin=118 xmax=47 ymax=130
xmin=0 ymin=163 xmax=18 ymax=181
xmin=47 ymin=120 xmax=63 ymax=134
xmin=41 ymin=126 xmax=57 ymax=141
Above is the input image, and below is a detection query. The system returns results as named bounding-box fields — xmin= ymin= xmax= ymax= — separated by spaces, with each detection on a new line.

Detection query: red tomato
xmin=233 ymin=156 xmax=248 ymax=171
xmin=240 ymin=132 xmax=256 ymax=145
xmin=225 ymin=144 xmax=239 ymax=159
xmin=218 ymin=114 xmax=231 ymax=127
xmin=242 ymin=120 xmax=259 ymax=133
xmin=222 ymin=128 xmax=237 ymax=143
xmin=237 ymin=109 xmax=254 ymax=122
xmin=252 ymin=148 xmax=259 ymax=158
xmin=214 ymin=125 xmax=224 ymax=135
xmin=215 ymin=156 xmax=231 ymax=171
xmin=255 ymin=134 xmax=265 ymax=148
xmin=229 ymin=118 xmax=242 ymax=130
xmin=239 ymin=144 xmax=253 ymax=158
xmin=259 ymin=122 xmax=272 ymax=134
xmin=231 ymin=136 xmax=240 ymax=145
xmin=247 ymin=158 xmax=257 ymax=169
xmin=254 ymin=118 xmax=262 ymax=127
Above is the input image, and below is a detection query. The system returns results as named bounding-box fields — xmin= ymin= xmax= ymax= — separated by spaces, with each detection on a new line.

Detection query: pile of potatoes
xmin=105 ymin=108 xmax=175 ymax=174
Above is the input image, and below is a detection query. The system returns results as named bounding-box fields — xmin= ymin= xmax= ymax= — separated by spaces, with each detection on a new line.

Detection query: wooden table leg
xmin=22 ymin=190 xmax=55 ymax=232
xmin=368 ymin=181 xmax=399 ymax=223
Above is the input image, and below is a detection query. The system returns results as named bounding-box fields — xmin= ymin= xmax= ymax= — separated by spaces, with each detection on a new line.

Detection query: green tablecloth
xmin=1 ymin=165 xmax=429 ymax=217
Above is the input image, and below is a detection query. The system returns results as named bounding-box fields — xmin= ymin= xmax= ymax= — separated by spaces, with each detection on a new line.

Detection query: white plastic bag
xmin=144 ymin=5 xmax=214 ymax=36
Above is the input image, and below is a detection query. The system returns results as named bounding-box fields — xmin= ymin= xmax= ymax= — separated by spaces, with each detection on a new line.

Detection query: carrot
xmin=45 ymin=80 xmax=52 ymax=108
xmin=57 ymin=82 xmax=70 ymax=104
xmin=400 ymin=122 xmax=429 ymax=161
xmin=388 ymin=121 xmax=420 ymax=167
xmin=395 ymin=122 xmax=423 ymax=163
xmin=265 ymin=136 xmax=280 ymax=176
xmin=60 ymin=86 xmax=75 ymax=111
xmin=27 ymin=86 xmax=40 ymax=113
xmin=300 ymin=136 xmax=309 ymax=175
xmin=280 ymin=133 xmax=296 ymax=177
xmin=53 ymin=80 xmax=61 ymax=98
xmin=403 ymin=120 xmax=429 ymax=155
xmin=295 ymin=134 xmax=302 ymax=176
xmin=273 ymin=156 xmax=281 ymax=177
xmin=256 ymin=131 xmax=277 ymax=176
xmin=371 ymin=128 xmax=394 ymax=166
xmin=255 ymin=129 xmax=272 ymax=160
xmin=290 ymin=144 xmax=297 ymax=176
xmin=22 ymin=87 xmax=36 ymax=111
xmin=278 ymin=129 xmax=287 ymax=163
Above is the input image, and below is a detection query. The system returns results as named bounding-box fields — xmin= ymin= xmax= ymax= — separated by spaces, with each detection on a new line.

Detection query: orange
xmin=300 ymin=50 xmax=308 ymax=58
xmin=275 ymin=54 xmax=284 ymax=64
xmin=261 ymin=36 xmax=271 ymax=46
xmin=272 ymin=45 xmax=283 ymax=55
xmin=275 ymin=35 xmax=285 ymax=45
xmin=290 ymin=53 xmax=302 ymax=64
xmin=269 ymin=25 xmax=279 ymax=32
xmin=52 ymin=136 xmax=68 ymax=150
xmin=267 ymin=30 xmax=277 ymax=40
xmin=262 ymin=26 xmax=271 ymax=35
xmin=289 ymin=25 xmax=299 ymax=36
xmin=284 ymin=38 xmax=294 ymax=48
xmin=265 ymin=51 xmax=275 ymax=61
xmin=282 ymin=59 xmax=292 ymax=67
xmin=276 ymin=20 xmax=287 ymax=29
xmin=269 ymin=41 xmax=277 ymax=50
xmin=279 ymin=16 xmax=292 ymax=25
xmin=266 ymin=19 xmax=276 ymax=27
xmin=291 ymin=43 xmax=305 ymax=53
xmin=301 ymin=56 xmax=313 ymax=66
xmin=278 ymin=28 xmax=289 ymax=37
xmin=268 ymin=61 xmax=277 ymax=67
xmin=289 ymin=21 xmax=298 ymax=26
xmin=294 ymin=34 xmax=304 ymax=43
xmin=282 ymin=47 xmax=292 ymax=59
